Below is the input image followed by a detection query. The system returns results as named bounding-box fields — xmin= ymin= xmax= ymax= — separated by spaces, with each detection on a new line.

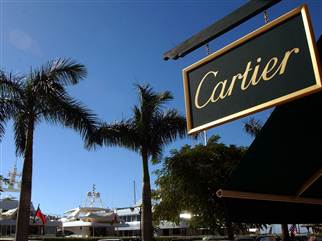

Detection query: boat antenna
xmin=85 ymin=184 xmax=104 ymax=208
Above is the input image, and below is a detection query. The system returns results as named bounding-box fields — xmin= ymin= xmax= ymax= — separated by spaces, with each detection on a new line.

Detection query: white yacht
xmin=115 ymin=204 xmax=141 ymax=236
xmin=115 ymin=201 xmax=189 ymax=237
xmin=0 ymin=164 xmax=60 ymax=236
xmin=60 ymin=185 xmax=119 ymax=237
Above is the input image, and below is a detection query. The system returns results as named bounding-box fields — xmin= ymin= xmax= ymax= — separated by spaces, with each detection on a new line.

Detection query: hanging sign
xmin=183 ymin=5 xmax=322 ymax=135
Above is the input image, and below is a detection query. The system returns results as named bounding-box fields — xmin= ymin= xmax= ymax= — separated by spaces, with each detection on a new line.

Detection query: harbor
xmin=1 ymin=168 xmax=190 ymax=238
xmin=1 ymin=166 xmax=320 ymax=239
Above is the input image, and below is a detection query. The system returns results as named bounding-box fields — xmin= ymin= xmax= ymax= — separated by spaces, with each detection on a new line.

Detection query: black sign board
xmin=183 ymin=5 xmax=322 ymax=135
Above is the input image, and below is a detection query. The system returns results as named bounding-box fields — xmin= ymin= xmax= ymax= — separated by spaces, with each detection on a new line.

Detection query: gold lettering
xmin=226 ymin=74 xmax=242 ymax=96
xmin=261 ymin=48 xmax=300 ymax=81
xmin=279 ymin=48 xmax=300 ymax=74
xmin=194 ymin=71 xmax=218 ymax=109
xmin=250 ymin=58 xmax=262 ymax=86
xmin=261 ymin=57 xmax=278 ymax=81
xmin=211 ymin=80 xmax=228 ymax=103
xmin=192 ymin=47 xmax=300 ymax=109
xmin=240 ymin=61 xmax=253 ymax=90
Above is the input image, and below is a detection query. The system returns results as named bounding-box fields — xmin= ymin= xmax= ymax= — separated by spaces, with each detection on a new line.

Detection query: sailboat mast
xmin=133 ymin=180 xmax=136 ymax=205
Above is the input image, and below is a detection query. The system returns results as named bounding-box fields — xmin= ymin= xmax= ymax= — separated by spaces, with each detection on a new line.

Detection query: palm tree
xmin=243 ymin=117 xmax=262 ymax=138
xmin=91 ymin=84 xmax=186 ymax=241
xmin=0 ymin=59 xmax=98 ymax=241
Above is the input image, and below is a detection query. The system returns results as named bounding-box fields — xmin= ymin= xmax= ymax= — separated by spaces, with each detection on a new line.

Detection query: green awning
xmin=217 ymin=36 xmax=322 ymax=223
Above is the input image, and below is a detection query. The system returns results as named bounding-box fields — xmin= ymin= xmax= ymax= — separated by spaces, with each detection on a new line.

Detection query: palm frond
xmin=156 ymin=90 xmax=173 ymax=104
xmin=13 ymin=112 xmax=27 ymax=155
xmin=137 ymin=84 xmax=173 ymax=105
xmin=93 ymin=84 xmax=186 ymax=163
xmin=136 ymin=84 xmax=173 ymax=124
xmin=0 ymin=96 xmax=11 ymax=138
xmin=31 ymin=58 xmax=87 ymax=87
xmin=133 ymin=105 xmax=142 ymax=127
xmin=243 ymin=117 xmax=262 ymax=138
xmin=41 ymin=91 xmax=98 ymax=147
xmin=93 ymin=121 xmax=140 ymax=152
xmin=0 ymin=70 xmax=24 ymax=139
xmin=149 ymin=109 xmax=186 ymax=160
xmin=0 ymin=70 xmax=24 ymax=94
xmin=0 ymin=110 xmax=7 ymax=139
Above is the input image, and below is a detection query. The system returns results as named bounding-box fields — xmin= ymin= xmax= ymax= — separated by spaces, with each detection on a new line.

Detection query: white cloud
xmin=9 ymin=29 xmax=42 ymax=56
xmin=9 ymin=29 xmax=32 ymax=50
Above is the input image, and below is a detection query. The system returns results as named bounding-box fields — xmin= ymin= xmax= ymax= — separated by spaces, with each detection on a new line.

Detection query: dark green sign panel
xmin=183 ymin=5 xmax=322 ymax=135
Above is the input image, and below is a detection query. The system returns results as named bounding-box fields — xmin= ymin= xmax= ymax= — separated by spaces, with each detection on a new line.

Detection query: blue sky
xmin=0 ymin=0 xmax=321 ymax=216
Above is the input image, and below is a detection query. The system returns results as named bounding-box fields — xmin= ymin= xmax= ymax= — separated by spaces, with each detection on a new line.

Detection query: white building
xmin=0 ymin=164 xmax=60 ymax=236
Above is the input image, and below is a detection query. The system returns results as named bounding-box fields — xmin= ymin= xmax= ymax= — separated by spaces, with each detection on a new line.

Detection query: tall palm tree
xmin=91 ymin=84 xmax=186 ymax=241
xmin=0 ymin=59 xmax=98 ymax=241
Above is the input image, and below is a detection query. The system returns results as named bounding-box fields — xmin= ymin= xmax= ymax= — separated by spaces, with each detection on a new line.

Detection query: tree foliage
xmin=93 ymin=84 xmax=186 ymax=159
xmin=0 ymin=175 xmax=9 ymax=192
xmin=153 ymin=135 xmax=255 ymax=235
xmin=0 ymin=59 xmax=97 ymax=151
xmin=89 ymin=84 xmax=186 ymax=241
xmin=0 ymin=59 xmax=98 ymax=241
xmin=243 ymin=117 xmax=263 ymax=138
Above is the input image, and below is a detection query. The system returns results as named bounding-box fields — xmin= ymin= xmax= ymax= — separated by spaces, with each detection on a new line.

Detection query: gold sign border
xmin=183 ymin=5 xmax=322 ymax=135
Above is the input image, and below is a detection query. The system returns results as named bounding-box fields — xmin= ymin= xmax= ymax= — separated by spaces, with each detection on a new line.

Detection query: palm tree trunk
xmin=141 ymin=147 xmax=153 ymax=241
xmin=16 ymin=117 xmax=34 ymax=241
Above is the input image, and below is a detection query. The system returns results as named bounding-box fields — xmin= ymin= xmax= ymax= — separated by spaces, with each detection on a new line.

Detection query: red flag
xmin=35 ymin=206 xmax=47 ymax=225
xmin=112 ymin=213 xmax=118 ymax=224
